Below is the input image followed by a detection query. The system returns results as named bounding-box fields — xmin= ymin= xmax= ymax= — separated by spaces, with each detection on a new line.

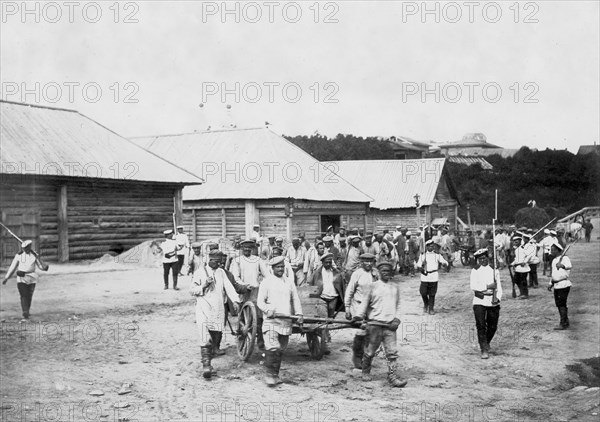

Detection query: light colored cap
xmin=474 ymin=248 xmax=489 ymax=258
xmin=322 ymin=235 xmax=334 ymax=242
xmin=320 ymin=252 xmax=334 ymax=262
xmin=268 ymin=256 xmax=285 ymax=266
xmin=544 ymin=229 xmax=550 ymax=234
xmin=21 ymin=240 xmax=33 ymax=248
xmin=191 ymin=242 xmax=202 ymax=248
xmin=176 ymin=225 xmax=184 ymax=229
xmin=163 ymin=229 xmax=174 ymax=235
xmin=405 ymin=231 xmax=412 ymax=236
xmin=551 ymin=241 xmax=563 ymax=251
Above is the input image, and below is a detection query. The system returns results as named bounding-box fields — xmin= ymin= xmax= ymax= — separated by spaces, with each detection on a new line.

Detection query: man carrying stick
xmin=2 ymin=239 xmax=49 ymax=322
xmin=547 ymin=242 xmax=573 ymax=330
xmin=257 ymin=256 xmax=303 ymax=386
xmin=356 ymin=262 xmax=407 ymax=387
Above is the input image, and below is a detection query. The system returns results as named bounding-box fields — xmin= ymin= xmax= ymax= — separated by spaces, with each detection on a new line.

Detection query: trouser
xmin=17 ymin=282 xmax=36 ymax=318
xmin=419 ymin=282 xmax=438 ymax=309
xmin=473 ymin=305 xmax=500 ymax=352
xmin=529 ymin=264 xmax=538 ymax=287
xmin=292 ymin=267 xmax=306 ymax=286
xmin=543 ymin=253 xmax=551 ymax=274
xmin=554 ymin=287 xmax=571 ymax=327
xmin=405 ymin=259 xmax=416 ymax=276
xmin=177 ymin=255 xmax=185 ymax=274
xmin=514 ymin=272 xmax=528 ymax=296
xmin=321 ymin=296 xmax=341 ymax=318
xmin=364 ymin=325 xmax=398 ymax=359
xmin=585 ymin=232 xmax=591 ymax=242
xmin=263 ymin=330 xmax=290 ymax=352
xmin=163 ymin=262 xmax=178 ymax=287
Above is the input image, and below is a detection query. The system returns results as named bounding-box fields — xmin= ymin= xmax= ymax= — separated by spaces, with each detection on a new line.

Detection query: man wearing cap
xmin=415 ymin=240 xmax=448 ymax=315
xmin=523 ymin=230 xmax=540 ymax=289
xmin=2 ymin=240 xmax=49 ymax=321
xmin=271 ymin=246 xmax=294 ymax=284
xmin=175 ymin=225 xmax=189 ymax=276
xmin=344 ymin=236 xmax=364 ymax=282
xmin=334 ymin=227 xmax=347 ymax=248
xmin=219 ymin=253 xmax=249 ymax=356
xmin=470 ymin=249 xmax=502 ymax=359
xmin=363 ymin=233 xmax=379 ymax=256
xmin=405 ymin=231 xmax=419 ymax=277
xmin=509 ymin=236 xmax=530 ymax=299
xmin=313 ymin=252 xmax=345 ymax=318
xmin=258 ymin=256 xmax=303 ymax=386
xmin=230 ymin=239 xmax=268 ymax=349
xmin=338 ymin=237 xmax=348 ymax=269
xmin=304 ymin=239 xmax=325 ymax=284
xmin=356 ymin=262 xmax=407 ymax=387
xmin=322 ymin=236 xmax=341 ymax=270
xmin=188 ymin=242 xmax=203 ymax=276
xmin=285 ymin=238 xmax=307 ymax=286
xmin=298 ymin=232 xmax=311 ymax=251
xmin=189 ymin=250 xmax=241 ymax=379
xmin=547 ymin=242 xmax=573 ymax=330
xmin=161 ymin=229 xmax=180 ymax=290
xmin=344 ymin=253 xmax=378 ymax=370
xmin=540 ymin=229 xmax=555 ymax=276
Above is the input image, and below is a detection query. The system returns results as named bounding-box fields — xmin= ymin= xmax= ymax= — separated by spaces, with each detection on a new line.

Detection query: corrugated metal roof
xmin=447 ymin=156 xmax=493 ymax=170
xmin=0 ymin=101 xmax=202 ymax=184
xmin=324 ymin=159 xmax=447 ymax=210
xmin=132 ymin=128 xmax=372 ymax=203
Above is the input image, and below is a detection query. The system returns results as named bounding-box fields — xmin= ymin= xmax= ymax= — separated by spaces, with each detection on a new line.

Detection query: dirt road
xmin=1 ymin=241 xmax=598 ymax=422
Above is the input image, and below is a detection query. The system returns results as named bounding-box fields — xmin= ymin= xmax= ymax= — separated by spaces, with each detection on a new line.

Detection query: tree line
xmin=285 ymin=134 xmax=600 ymax=223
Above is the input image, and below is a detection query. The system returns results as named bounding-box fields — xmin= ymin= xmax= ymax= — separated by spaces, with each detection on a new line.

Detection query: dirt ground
xmin=1 ymin=241 xmax=599 ymax=422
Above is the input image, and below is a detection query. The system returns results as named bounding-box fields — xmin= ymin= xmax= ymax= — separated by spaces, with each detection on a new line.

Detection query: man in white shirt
xmin=175 ymin=225 xmax=189 ymax=276
xmin=539 ymin=229 xmax=554 ymax=276
xmin=285 ymin=238 xmax=307 ymax=286
xmin=509 ymin=236 xmax=531 ymax=299
xmin=415 ymin=240 xmax=448 ymax=315
xmin=470 ymin=248 xmax=502 ymax=359
xmin=258 ymin=256 xmax=303 ymax=386
xmin=548 ymin=242 xmax=573 ymax=330
xmin=161 ymin=229 xmax=180 ymax=290
xmin=189 ymin=250 xmax=241 ymax=378
xmin=2 ymin=240 xmax=49 ymax=321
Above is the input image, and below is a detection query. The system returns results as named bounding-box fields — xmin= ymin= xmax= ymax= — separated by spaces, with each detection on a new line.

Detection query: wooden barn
xmin=326 ymin=159 xmax=460 ymax=232
xmin=0 ymin=100 xmax=202 ymax=265
xmin=131 ymin=128 xmax=372 ymax=242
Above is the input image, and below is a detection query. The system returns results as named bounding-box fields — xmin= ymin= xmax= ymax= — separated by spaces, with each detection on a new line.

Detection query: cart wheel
xmin=237 ymin=302 xmax=257 ymax=361
xmin=306 ymin=330 xmax=325 ymax=360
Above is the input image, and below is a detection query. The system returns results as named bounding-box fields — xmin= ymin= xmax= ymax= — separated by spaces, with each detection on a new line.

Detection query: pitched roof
xmin=447 ymin=156 xmax=493 ymax=170
xmin=131 ymin=128 xmax=372 ymax=203
xmin=325 ymin=158 xmax=451 ymax=210
xmin=0 ymin=101 xmax=202 ymax=184
xmin=577 ymin=145 xmax=600 ymax=155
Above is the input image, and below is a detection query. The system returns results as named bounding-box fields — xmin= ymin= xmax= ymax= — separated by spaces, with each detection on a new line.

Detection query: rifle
xmin=548 ymin=228 xmax=581 ymax=290
xmin=491 ymin=219 xmax=500 ymax=304
xmin=523 ymin=218 xmax=557 ymax=244
xmin=506 ymin=247 xmax=517 ymax=298
xmin=0 ymin=222 xmax=49 ymax=272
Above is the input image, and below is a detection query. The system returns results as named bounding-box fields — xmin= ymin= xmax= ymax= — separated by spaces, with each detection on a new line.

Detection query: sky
xmin=1 ymin=0 xmax=599 ymax=152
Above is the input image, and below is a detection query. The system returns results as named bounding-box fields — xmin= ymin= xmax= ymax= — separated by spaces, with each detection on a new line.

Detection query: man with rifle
xmin=547 ymin=242 xmax=573 ymax=330
xmin=509 ymin=235 xmax=530 ymax=299
xmin=2 ymin=239 xmax=49 ymax=322
xmin=470 ymin=248 xmax=502 ymax=359
xmin=356 ymin=262 xmax=407 ymax=387
xmin=415 ymin=239 xmax=448 ymax=315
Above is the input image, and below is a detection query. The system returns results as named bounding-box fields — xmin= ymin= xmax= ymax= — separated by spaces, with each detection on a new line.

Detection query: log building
xmin=132 ymin=128 xmax=373 ymax=242
xmin=0 ymin=101 xmax=202 ymax=265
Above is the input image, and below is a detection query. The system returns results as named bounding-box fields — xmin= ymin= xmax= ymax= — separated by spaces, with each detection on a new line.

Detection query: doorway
xmin=320 ymin=215 xmax=341 ymax=236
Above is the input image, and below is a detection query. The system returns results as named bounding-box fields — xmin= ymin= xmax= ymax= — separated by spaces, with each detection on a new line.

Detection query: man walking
xmin=189 ymin=250 xmax=241 ymax=378
xmin=175 ymin=225 xmax=189 ymax=276
xmin=510 ymin=236 xmax=530 ymax=299
xmin=470 ymin=249 xmax=502 ymax=359
xmin=2 ymin=240 xmax=49 ymax=321
xmin=356 ymin=262 xmax=407 ymax=387
xmin=415 ymin=240 xmax=448 ymax=315
xmin=258 ymin=256 xmax=303 ymax=386
xmin=344 ymin=253 xmax=378 ymax=370
xmin=547 ymin=242 xmax=573 ymax=330
xmin=161 ymin=229 xmax=179 ymax=290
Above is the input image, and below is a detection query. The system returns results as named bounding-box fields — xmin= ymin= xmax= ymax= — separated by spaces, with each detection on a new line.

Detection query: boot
xmin=361 ymin=354 xmax=374 ymax=381
xmin=213 ymin=331 xmax=226 ymax=357
xmin=352 ymin=336 xmax=365 ymax=369
xmin=428 ymin=296 xmax=436 ymax=315
xmin=387 ymin=358 xmax=408 ymax=388
xmin=200 ymin=346 xmax=213 ymax=379
xmin=265 ymin=350 xmax=282 ymax=387
xmin=554 ymin=307 xmax=569 ymax=330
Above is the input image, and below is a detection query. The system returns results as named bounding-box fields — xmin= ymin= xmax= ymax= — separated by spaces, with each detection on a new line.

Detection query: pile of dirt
xmin=89 ymin=240 xmax=164 ymax=268
xmin=566 ymin=357 xmax=600 ymax=387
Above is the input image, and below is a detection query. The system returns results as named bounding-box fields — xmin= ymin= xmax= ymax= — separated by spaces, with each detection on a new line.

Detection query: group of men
xmin=163 ymin=220 xmax=578 ymax=383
